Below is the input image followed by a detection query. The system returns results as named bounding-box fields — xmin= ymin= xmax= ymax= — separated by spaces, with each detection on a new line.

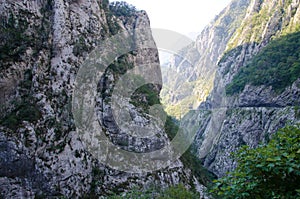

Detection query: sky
xmin=112 ymin=0 xmax=232 ymax=36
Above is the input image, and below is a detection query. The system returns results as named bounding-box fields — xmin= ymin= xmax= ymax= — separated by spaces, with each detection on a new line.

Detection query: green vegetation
xmin=0 ymin=69 xmax=41 ymax=130
xmin=102 ymin=52 xmax=161 ymax=114
xmin=101 ymin=53 xmax=135 ymax=99
xmin=1 ymin=100 xmax=41 ymax=130
xmin=164 ymin=116 xmax=216 ymax=187
xmin=210 ymin=125 xmax=300 ymax=198
xmin=105 ymin=1 xmax=136 ymax=34
xmin=282 ymin=24 xmax=300 ymax=37
xmin=88 ymin=167 xmax=105 ymax=198
xmin=161 ymin=73 xmax=214 ymax=119
xmin=101 ymin=0 xmax=109 ymax=10
xmin=226 ymin=0 xmax=299 ymax=51
xmin=226 ymin=31 xmax=300 ymax=95
xmin=181 ymin=145 xmax=216 ymax=187
xmin=0 ymin=13 xmax=30 ymax=62
xmin=109 ymin=1 xmax=137 ymax=17
xmin=1 ymin=3 xmax=52 ymax=64
xmin=108 ymin=183 xmax=199 ymax=199
xmin=106 ymin=14 xmax=121 ymax=35
xmin=164 ymin=116 xmax=180 ymax=140
xmin=130 ymin=83 xmax=160 ymax=113
xmin=226 ymin=6 xmax=270 ymax=50
xmin=294 ymin=106 xmax=300 ymax=119
xmin=108 ymin=54 xmax=134 ymax=75
xmin=73 ymin=36 xmax=89 ymax=56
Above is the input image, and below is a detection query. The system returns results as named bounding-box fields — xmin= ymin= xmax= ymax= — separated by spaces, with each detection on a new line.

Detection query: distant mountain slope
xmin=226 ymin=31 xmax=300 ymax=95
xmin=192 ymin=0 xmax=300 ymax=177
xmin=160 ymin=0 xmax=250 ymax=118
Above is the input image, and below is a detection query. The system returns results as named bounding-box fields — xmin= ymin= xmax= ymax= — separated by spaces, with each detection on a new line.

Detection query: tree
xmin=109 ymin=1 xmax=137 ymax=17
xmin=210 ymin=125 xmax=300 ymax=199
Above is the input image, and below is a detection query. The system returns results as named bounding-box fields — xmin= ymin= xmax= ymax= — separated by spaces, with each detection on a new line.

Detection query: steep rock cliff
xmin=194 ymin=0 xmax=300 ymax=177
xmin=0 ymin=0 xmax=196 ymax=198
xmin=160 ymin=0 xmax=250 ymax=118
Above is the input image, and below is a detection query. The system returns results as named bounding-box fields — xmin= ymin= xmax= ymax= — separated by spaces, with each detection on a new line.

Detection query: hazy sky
xmin=112 ymin=0 xmax=232 ymax=36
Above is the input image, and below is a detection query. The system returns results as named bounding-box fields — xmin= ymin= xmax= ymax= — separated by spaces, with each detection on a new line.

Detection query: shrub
xmin=130 ymin=83 xmax=161 ymax=112
xmin=0 ymin=13 xmax=30 ymax=62
xmin=210 ymin=125 xmax=300 ymax=199
xmin=108 ymin=183 xmax=199 ymax=199
xmin=0 ymin=69 xmax=41 ymax=130
xmin=109 ymin=1 xmax=137 ymax=17
xmin=73 ymin=36 xmax=89 ymax=56
xmin=1 ymin=101 xmax=41 ymax=130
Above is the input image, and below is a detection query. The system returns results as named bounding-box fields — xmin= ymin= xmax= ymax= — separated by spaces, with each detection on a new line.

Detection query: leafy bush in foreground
xmin=210 ymin=125 xmax=300 ymax=198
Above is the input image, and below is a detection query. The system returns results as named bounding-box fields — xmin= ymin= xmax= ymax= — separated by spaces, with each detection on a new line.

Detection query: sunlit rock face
xmin=192 ymin=0 xmax=300 ymax=177
xmin=160 ymin=0 xmax=250 ymax=119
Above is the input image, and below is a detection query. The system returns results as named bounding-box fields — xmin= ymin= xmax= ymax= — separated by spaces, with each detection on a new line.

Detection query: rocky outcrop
xmin=193 ymin=0 xmax=300 ymax=177
xmin=0 ymin=0 xmax=195 ymax=197
xmin=160 ymin=0 xmax=250 ymax=118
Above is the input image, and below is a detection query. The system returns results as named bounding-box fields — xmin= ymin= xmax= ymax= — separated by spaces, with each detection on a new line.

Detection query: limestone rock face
xmin=193 ymin=0 xmax=300 ymax=177
xmin=160 ymin=0 xmax=250 ymax=118
xmin=0 ymin=0 xmax=194 ymax=197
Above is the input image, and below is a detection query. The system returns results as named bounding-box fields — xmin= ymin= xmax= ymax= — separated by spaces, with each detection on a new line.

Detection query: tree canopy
xmin=226 ymin=31 xmax=300 ymax=95
xmin=109 ymin=1 xmax=137 ymax=17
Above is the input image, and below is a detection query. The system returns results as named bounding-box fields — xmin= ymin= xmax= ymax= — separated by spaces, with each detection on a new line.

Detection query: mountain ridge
xmin=191 ymin=0 xmax=300 ymax=177
xmin=0 ymin=0 xmax=202 ymax=197
xmin=1 ymin=0 xmax=300 ymax=197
